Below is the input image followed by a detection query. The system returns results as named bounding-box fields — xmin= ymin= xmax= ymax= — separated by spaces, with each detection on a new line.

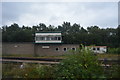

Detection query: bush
xmin=2 ymin=63 xmax=38 ymax=78
xmin=54 ymin=45 xmax=105 ymax=79
xmin=110 ymin=64 xmax=120 ymax=78
xmin=35 ymin=65 xmax=55 ymax=78
xmin=108 ymin=48 xmax=120 ymax=54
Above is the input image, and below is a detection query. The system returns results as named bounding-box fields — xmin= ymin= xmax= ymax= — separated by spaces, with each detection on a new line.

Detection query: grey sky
xmin=2 ymin=2 xmax=118 ymax=28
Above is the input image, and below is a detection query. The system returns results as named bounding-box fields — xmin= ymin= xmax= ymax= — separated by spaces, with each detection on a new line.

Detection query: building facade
xmin=86 ymin=46 xmax=107 ymax=53
xmin=2 ymin=32 xmax=107 ymax=57
xmin=34 ymin=31 xmax=79 ymax=56
xmin=35 ymin=32 xmax=62 ymax=43
xmin=2 ymin=43 xmax=79 ymax=56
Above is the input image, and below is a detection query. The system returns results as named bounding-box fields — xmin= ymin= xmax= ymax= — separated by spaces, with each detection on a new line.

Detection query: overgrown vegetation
xmin=54 ymin=46 xmax=105 ymax=79
xmin=107 ymin=48 xmax=120 ymax=54
xmin=97 ymin=54 xmax=119 ymax=59
xmin=104 ymin=64 xmax=120 ymax=78
xmin=3 ymin=46 xmax=119 ymax=79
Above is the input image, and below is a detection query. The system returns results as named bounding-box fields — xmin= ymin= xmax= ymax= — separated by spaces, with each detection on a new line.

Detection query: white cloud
xmin=1 ymin=0 xmax=120 ymax=2
xmin=2 ymin=2 xmax=118 ymax=28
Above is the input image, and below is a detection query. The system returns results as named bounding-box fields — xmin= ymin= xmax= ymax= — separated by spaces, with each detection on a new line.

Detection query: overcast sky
xmin=2 ymin=2 xmax=118 ymax=28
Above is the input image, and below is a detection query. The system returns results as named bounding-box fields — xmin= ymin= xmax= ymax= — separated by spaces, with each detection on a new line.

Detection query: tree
xmin=117 ymin=25 xmax=120 ymax=47
xmin=2 ymin=22 xmax=119 ymax=47
xmin=70 ymin=23 xmax=80 ymax=34
xmin=39 ymin=23 xmax=47 ymax=31
xmin=47 ymin=25 xmax=55 ymax=31
xmin=62 ymin=22 xmax=71 ymax=34
xmin=7 ymin=23 xmax=20 ymax=32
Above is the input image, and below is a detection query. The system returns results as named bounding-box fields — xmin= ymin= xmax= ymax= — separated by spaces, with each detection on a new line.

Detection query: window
xmin=54 ymin=37 xmax=58 ymax=40
xmin=36 ymin=37 xmax=39 ymax=40
xmin=40 ymin=37 xmax=45 ymax=40
xmin=72 ymin=48 xmax=76 ymax=51
xmin=93 ymin=48 xmax=96 ymax=50
xmin=97 ymin=48 xmax=100 ymax=50
xmin=58 ymin=37 xmax=61 ymax=40
xmin=55 ymin=48 xmax=59 ymax=51
xmin=46 ymin=37 xmax=50 ymax=40
xmin=63 ymin=48 xmax=67 ymax=51
xmin=42 ymin=46 xmax=49 ymax=48
xmin=51 ymin=37 xmax=54 ymax=40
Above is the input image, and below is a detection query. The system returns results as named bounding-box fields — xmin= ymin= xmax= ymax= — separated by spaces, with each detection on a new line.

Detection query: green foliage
xmin=2 ymin=63 xmax=55 ymax=78
xmin=54 ymin=46 xmax=105 ymax=79
xmin=35 ymin=65 xmax=55 ymax=78
xmin=2 ymin=22 xmax=120 ymax=47
xmin=110 ymin=64 xmax=120 ymax=78
xmin=103 ymin=64 xmax=120 ymax=78
xmin=108 ymin=48 xmax=120 ymax=54
xmin=2 ymin=63 xmax=38 ymax=78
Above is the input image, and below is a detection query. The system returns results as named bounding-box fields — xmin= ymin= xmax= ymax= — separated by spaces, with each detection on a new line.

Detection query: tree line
xmin=2 ymin=22 xmax=120 ymax=48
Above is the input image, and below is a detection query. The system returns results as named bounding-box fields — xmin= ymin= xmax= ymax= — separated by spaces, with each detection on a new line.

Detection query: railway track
xmin=1 ymin=57 xmax=63 ymax=64
xmin=2 ymin=56 xmax=63 ymax=62
xmin=1 ymin=56 xmax=120 ymax=65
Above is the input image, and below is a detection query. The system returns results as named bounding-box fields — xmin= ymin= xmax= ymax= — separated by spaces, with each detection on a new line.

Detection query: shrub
xmin=54 ymin=45 xmax=105 ymax=79
xmin=2 ymin=63 xmax=39 ymax=78
xmin=110 ymin=64 xmax=120 ymax=78
xmin=108 ymin=48 xmax=120 ymax=54
xmin=35 ymin=65 xmax=55 ymax=78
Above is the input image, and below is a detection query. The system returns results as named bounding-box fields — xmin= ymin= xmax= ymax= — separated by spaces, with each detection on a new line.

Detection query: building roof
xmin=35 ymin=31 xmax=61 ymax=33
xmin=86 ymin=46 xmax=107 ymax=48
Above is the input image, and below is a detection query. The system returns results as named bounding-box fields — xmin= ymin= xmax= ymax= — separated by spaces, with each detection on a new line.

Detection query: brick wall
xmin=35 ymin=44 xmax=79 ymax=56
xmin=2 ymin=43 xmax=79 ymax=57
xmin=2 ymin=43 xmax=34 ymax=56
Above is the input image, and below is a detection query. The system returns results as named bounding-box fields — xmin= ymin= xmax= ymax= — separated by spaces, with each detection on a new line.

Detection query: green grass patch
xmin=97 ymin=54 xmax=120 ymax=59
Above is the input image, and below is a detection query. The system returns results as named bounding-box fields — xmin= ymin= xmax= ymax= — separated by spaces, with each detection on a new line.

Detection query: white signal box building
xmin=86 ymin=46 xmax=107 ymax=53
xmin=35 ymin=32 xmax=62 ymax=43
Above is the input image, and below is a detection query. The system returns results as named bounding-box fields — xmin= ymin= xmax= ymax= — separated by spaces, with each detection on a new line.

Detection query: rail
xmin=1 ymin=56 xmax=119 ymax=65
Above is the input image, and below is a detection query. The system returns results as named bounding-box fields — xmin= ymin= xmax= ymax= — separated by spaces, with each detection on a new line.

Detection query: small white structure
xmin=86 ymin=46 xmax=107 ymax=53
xmin=20 ymin=64 xmax=24 ymax=69
xmin=35 ymin=32 xmax=62 ymax=43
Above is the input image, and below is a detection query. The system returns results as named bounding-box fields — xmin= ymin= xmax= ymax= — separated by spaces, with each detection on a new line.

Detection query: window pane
xmin=64 ymin=48 xmax=67 ymax=51
xmin=36 ymin=37 xmax=39 ymax=40
xmin=46 ymin=37 xmax=50 ymax=40
xmin=54 ymin=37 xmax=57 ymax=40
xmin=51 ymin=37 xmax=54 ymax=40
xmin=41 ymin=37 xmax=45 ymax=40
xmin=72 ymin=48 xmax=75 ymax=50
xmin=58 ymin=37 xmax=61 ymax=40
xmin=56 ymin=48 xmax=59 ymax=51
xmin=93 ymin=48 xmax=96 ymax=50
xmin=97 ymin=48 xmax=100 ymax=50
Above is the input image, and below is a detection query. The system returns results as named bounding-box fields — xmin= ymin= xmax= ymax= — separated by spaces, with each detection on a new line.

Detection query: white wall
xmin=36 ymin=33 xmax=61 ymax=36
xmin=87 ymin=46 xmax=107 ymax=53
